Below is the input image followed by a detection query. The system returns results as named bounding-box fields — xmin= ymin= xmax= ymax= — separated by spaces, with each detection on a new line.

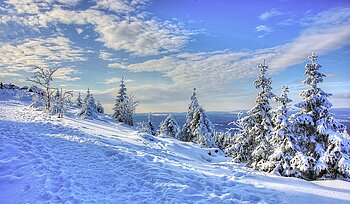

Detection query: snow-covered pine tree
xmin=258 ymin=85 xmax=297 ymax=175
xmin=75 ymin=92 xmax=83 ymax=107
xmin=158 ymin=114 xmax=181 ymax=139
xmin=112 ymin=78 xmax=128 ymax=122
xmin=191 ymin=106 xmax=216 ymax=147
xmin=180 ymin=88 xmax=200 ymax=142
xmin=181 ymin=88 xmax=216 ymax=147
xmin=214 ymin=131 xmax=234 ymax=151
xmin=118 ymin=94 xmax=138 ymax=126
xmin=96 ymin=101 xmax=105 ymax=114
xmin=228 ymin=60 xmax=275 ymax=167
xmin=111 ymin=78 xmax=137 ymax=126
xmin=289 ymin=52 xmax=349 ymax=179
xmin=78 ymin=88 xmax=97 ymax=119
xmin=147 ymin=113 xmax=157 ymax=136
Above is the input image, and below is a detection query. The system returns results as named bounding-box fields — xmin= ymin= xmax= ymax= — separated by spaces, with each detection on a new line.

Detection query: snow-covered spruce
xmin=75 ymin=92 xmax=83 ymax=107
xmin=228 ymin=60 xmax=275 ymax=167
xmin=96 ymin=101 xmax=105 ymax=114
xmin=147 ymin=113 xmax=157 ymax=136
xmin=78 ymin=89 xmax=97 ymax=119
xmin=257 ymin=85 xmax=297 ymax=175
xmin=112 ymin=78 xmax=137 ymax=126
xmin=158 ymin=114 xmax=181 ymax=139
xmin=214 ymin=131 xmax=234 ymax=151
xmin=112 ymin=78 xmax=128 ymax=122
xmin=180 ymin=88 xmax=200 ymax=142
xmin=289 ymin=53 xmax=349 ymax=179
xmin=181 ymin=88 xmax=216 ymax=148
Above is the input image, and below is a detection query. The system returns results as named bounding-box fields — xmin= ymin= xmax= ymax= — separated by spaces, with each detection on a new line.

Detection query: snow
xmin=1 ymin=91 xmax=349 ymax=203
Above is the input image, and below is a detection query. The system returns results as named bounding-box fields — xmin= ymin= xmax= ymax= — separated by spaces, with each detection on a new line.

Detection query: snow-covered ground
xmin=1 ymin=91 xmax=350 ymax=203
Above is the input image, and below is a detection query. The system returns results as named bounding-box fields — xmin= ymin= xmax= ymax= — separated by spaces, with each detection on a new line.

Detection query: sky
xmin=0 ymin=0 xmax=349 ymax=113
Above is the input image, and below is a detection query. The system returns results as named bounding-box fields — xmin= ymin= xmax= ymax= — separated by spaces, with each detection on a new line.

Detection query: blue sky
xmin=0 ymin=0 xmax=349 ymax=113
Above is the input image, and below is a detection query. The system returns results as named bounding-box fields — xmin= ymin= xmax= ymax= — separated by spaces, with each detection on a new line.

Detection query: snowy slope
xmin=1 ymin=92 xmax=350 ymax=204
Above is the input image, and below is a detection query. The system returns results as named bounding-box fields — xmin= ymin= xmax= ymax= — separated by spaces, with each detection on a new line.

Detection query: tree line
xmin=137 ymin=53 xmax=350 ymax=180
xmin=2 ymin=52 xmax=349 ymax=181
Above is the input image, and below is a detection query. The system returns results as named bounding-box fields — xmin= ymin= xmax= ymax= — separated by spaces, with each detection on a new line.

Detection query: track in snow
xmin=1 ymin=98 xmax=350 ymax=204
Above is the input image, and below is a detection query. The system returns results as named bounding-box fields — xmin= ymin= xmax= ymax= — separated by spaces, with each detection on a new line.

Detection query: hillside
xmin=1 ymin=92 xmax=350 ymax=203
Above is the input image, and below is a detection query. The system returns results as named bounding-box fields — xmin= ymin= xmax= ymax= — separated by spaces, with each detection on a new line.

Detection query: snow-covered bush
xmin=136 ymin=121 xmax=149 ymax=133
xmin=158 ymin=114 xmax=181 ymax=139
xmin=15 ymin=89 xmax=27 ymax=100
xmin=137 ymin=113 xmax=157 ymax=136
xmin=214 ymin=131 xmax=234 ymax=151
xmin=51 ymin=88 xmax=73 ymax=118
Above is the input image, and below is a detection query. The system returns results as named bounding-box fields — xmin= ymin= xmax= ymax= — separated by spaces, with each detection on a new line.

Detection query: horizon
xmin=0 ymin=0 xmax=349 ymax=114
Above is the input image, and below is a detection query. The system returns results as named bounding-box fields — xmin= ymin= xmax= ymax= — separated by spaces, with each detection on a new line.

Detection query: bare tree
xmin=26 ymin=66 xmax=58 ymax=111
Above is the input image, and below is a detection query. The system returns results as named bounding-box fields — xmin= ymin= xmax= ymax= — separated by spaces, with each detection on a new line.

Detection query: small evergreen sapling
xmin=147 ymin=113 xmax=157 ymax=136
xmin=75 ymin=92 xmax=83 ymax=107
xmin=96 ymin=101 xmax=105 ymax=114
xmin=78 ymin=88 xmax=97 ymax=119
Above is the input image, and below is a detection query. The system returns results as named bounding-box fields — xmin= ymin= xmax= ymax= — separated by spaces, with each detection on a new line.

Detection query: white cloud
xmin=258 ymin=8 xmax=283 ymax=21
xmin=0 ymin=71 xmax=21 ymax=77
xmin=300 ymin=7 xmax=350 ymax=27
xmin=93 ymin=0 xmax=134 ymax=13
xmin=98 ymin=77 xmax=133 ymax=84
xmin=109 ymin=50 xmax=276 ymax=92
xmin=108 ymin=7 xmax=350 ymax=100
xmin=5 ymin=0 xmax=40 ymax=14
xmin=4 ymin=0 xmax=82 ymax=14
xmin=0 ymin=36 xmax=87 ymax=80
xmin=255 ymin=25 xmax=274 ymax=37
xmin=76 ymin=28 xmax=83 ymax=34
xmin=99 ymin=50 xmax=114 ymax=61
xmin=270 ymin=8 xmax=350 ymax=70
xmin=1 ymin=1 xmax=193 ymax=56
xmin=271 ymin=27 xmax=350 ymax=70
xmin=56 ymin=0 xmax=82 ymax=6
xmin=94 ymin=18 xmax=192 ymax=55
xmin=54 ymin=67 xmax=81 ymax=81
